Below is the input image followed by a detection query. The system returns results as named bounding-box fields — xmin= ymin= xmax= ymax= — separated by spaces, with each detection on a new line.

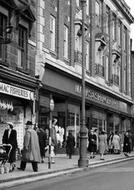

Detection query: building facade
xmin=0 ymin=0 xmax=37 ymax=149
xmin=36 ymin=0 xmax=134 ymax=143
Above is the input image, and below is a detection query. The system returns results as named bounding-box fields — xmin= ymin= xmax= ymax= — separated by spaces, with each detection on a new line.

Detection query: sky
xmin=125 ymin=0 xmax=134 ymax=50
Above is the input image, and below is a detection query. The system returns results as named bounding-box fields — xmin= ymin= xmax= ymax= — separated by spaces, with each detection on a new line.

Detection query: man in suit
xmin=2 ymin=122 xmax=18 ymax=172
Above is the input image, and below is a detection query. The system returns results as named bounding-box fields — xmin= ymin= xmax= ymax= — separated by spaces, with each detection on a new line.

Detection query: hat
xmin=7 ymin=122 xmax=14 ymax=127
xmin=25 ymin=121 xmax=33 ymax=125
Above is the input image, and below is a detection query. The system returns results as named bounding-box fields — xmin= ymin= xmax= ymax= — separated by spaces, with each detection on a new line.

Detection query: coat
xmin=37 ymin=128 xmax=47 ymax=157
xmin=2 ymin=129 xmax=17 ymax=163
xmin=98 ymin=134 xmax=107 ymax=154
xmin=88 ymin=133 xmax=97 ymax=153
xmin=112 ymin=134 xmax=120 ymax=150
xmin=123 ymin=135 xmax=131 ymax=153
xmin=22 ymin=128 xmax=41 ymax=162
xmin=66 ymin=134 xmax=75 ymax=155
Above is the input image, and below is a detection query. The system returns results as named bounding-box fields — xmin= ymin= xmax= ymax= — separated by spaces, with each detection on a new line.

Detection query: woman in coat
xmin=123 ymin=131 xmax=131 ymax=157
xmin=112 ymin=131 xmax=120 ymax=154
xmin=87 ymin=129 xmax=97 ymax=158
xmin=18 ymin=121 xmax=41 ymax=172
xmin=2 ymin=122 xmax=18 ymax=172
xmin=98 ymin=130 xmax=107 ymax=160
xmin=36 ymin=127 xmax=47 ymax=163
xmin=66 ymin=132 xmax=75 ymax=159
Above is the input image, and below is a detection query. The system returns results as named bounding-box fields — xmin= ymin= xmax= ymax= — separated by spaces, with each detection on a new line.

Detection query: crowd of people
xmin=1 ymin=119 xmax=134 ymax=173
xmin=87 ymin=128 xmax=133 ymax=160
xmin=1 ymin=118 xmax=74 ymax=173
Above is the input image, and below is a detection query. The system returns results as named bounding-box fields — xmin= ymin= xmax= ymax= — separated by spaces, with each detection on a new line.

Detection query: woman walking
xmin=112 ymin=131 xmax=120 ymax=154
xmin=66 ymin=132 xmax=75 ymax=159
xmin=87 ymin=129 xmax=97 ymax=159
xmin=98 ymin=130 xmax=107 ymax=160
xmin=123 ymin=131 xmax=131 ymax=157
xmin=2 ymin=122 xmax=18 ymax=172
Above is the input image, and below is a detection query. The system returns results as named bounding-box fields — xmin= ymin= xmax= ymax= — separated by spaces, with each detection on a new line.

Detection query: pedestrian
xmin=36 ymin=126 xmax=47 ymax=163
xmin=49 ymin=118 xmax=57 ymax=163
xmin=2 ymin=122 xmax=18 ymax=172
xmin=66 ymin=132 xmax=75 ymax=159
xmin=107 ymin=131 xmax=114 ymax=154
xmin=98 ymin=130 xmax=107 ymax=160
xmin=17 ymin=121 xmax=41 ymax=172
xmin=87 ymin=129 xmax=97 ymax=159
xmin=123 ymin=131 xmax=131 ymax=157
xmin=112 ymin=131 xmax=120 ymax=154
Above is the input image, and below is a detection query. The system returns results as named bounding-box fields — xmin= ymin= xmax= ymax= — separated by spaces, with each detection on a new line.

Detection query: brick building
xmin=36 ymin=0 xmax=134 ymax=144
xmin=0 ymin=0 xmax=37 ymax=149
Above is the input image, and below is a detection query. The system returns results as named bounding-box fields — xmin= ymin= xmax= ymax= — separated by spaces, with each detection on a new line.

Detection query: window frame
xmin=18 ymin=25 xmax=28 ymax=69
xmin=63 ymin=25 xmax=69 ymax=60
xmin=50 ymin=15 xmax=56 ymax=52
xmin=0 ymin=13 xmax=7 ymax=62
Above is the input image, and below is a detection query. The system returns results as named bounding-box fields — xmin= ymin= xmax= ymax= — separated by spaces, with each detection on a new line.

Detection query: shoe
xmin=100 ymin=158 xmax=104 ymax=160
xmin=9 ymin=164 xmax=16 ymax=172
xmin=17 ymin=167 xmax=25 ymax=171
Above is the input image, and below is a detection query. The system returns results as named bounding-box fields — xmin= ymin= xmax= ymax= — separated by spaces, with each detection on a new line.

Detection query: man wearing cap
xmin=18 ymin=121 xmax=41 ymax=172
xmin=2 ymin=122 xmax=18 ymax=172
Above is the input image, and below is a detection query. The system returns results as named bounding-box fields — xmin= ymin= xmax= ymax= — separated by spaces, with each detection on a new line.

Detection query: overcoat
xmin=98 ymin=134 xmax=107 ymax=154
xmin=2 ymin=129 xmax=17 ymax=163
xmin=22 ymin=128 xmax=41 ymax=162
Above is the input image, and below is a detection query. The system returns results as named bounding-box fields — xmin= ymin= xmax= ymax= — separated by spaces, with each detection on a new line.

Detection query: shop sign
xmin=0 ymin=82 xmax=34 ymax=100
xmin=75 ymin=84 xmax=119 ymax=109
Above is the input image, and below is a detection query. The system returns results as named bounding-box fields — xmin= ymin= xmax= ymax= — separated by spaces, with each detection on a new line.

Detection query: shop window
xmin=0 ymin=13 xmax=7 ymax=62
xmin=18 ymin=25 xmax=28 ymax=69
xmin=68 ymin=112 xmax=75 ymax=126
xmin=92 ymin=118 xmax=98 ymax=128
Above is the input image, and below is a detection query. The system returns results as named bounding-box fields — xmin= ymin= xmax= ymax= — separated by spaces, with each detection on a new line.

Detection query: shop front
xmin=40 ymin=66 xmax=133 ymax=145
xmin=0 ymin=82 xmax=35 ymax=149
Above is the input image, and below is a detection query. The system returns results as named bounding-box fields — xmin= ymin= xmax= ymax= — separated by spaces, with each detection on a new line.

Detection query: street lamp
xmin=0 ymin=25 xmax=13 ymax=44
xmin=78 ymin=0 xmax=88 ymax=168
xmin=48 ymin=94 xmax=54 ymax=169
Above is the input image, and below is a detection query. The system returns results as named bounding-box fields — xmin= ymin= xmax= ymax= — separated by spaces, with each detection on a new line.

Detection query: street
xmin=4 ymin=159 xmax=134 ymax=190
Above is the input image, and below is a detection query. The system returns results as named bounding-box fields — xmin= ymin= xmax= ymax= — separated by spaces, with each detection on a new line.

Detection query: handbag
xmin=21 ymin=149 xmax=31 ymax=161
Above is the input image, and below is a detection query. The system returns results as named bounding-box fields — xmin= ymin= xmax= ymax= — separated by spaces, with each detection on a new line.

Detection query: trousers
xmin=20 ymin=161 xmax=38 ymax=172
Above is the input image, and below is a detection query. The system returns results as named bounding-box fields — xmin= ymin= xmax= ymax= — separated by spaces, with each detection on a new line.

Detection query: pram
xmin=0 ymin=144 xmax=12 ymax=174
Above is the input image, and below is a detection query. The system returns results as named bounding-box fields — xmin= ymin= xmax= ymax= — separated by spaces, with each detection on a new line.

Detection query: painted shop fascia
xmin=42 ymin=64 xmax=133 ymax=117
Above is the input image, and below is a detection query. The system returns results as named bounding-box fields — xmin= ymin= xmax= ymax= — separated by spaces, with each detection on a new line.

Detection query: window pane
xmin=63 ymin=25 xmax=68 ymax=59
xmin=50 ymin=15 xmax=56 ymax=52
xmin=18 ymin=26 xmax=27 ymax=68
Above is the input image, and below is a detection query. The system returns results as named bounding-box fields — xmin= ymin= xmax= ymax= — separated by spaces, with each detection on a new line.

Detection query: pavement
xmin=0 ymin=152 xmax=134 ymax=189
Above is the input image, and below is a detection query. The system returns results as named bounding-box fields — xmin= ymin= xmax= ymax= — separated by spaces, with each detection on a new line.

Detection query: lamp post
xmin=48 ymin=94 xmax=54 ymax=169
xmin=78 ymin=0 xmax=88 ymax=168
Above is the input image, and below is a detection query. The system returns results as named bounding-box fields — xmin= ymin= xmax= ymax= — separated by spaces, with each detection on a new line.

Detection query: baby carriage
xmin=0 ymin=144 xmax=12 ymax=174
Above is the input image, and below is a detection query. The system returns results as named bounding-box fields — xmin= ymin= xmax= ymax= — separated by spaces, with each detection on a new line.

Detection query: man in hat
xmin=2 ymin=122 xmax=18 ymax=172
xmin=17 ymin=121 xmax=41 ymax=172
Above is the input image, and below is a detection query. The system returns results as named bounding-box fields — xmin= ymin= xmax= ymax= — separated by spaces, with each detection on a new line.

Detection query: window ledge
xmin=16 ymin=67 xmax=30 ymax=75
xmin=0 ymin=60 xmax=9 ymax=67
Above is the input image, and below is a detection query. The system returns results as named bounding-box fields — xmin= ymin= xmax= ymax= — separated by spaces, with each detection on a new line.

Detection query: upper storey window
xmin=0 ymin=13 xmax=7 ymax=61
xmin=112 ymin=13 xmax=116 ymax=41
xmin=18 ymin=25 xmax=28 ymax=69
xmin=105 ymin=6 xmax=110 ymax=34
xmin=117 ymin=20 xmax=121 ymax=46
xmin=50 ymin=15 xmax=56 ymax=52
xmin=95 ymin=0 xmax=102 ymax=27
xmin=63 ymin=25 xmax=69 ymax=59
xmin=95 ymin=1 xmax=100 ymax=26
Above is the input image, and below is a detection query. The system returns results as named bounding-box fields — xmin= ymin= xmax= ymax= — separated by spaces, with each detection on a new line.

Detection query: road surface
xmin=4 ymin=159 xmax=134 ymax=190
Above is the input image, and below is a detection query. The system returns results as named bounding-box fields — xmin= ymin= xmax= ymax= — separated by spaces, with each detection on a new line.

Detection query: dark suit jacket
xmin=2 ymin=129 xmax=18 ymax=163
xmin=2 ymin=129 xmax=17 ymax=148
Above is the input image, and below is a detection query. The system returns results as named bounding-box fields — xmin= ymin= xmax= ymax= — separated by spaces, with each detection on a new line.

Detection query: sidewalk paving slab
xmin=0 ymin=152 xmax=134 ymax=188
